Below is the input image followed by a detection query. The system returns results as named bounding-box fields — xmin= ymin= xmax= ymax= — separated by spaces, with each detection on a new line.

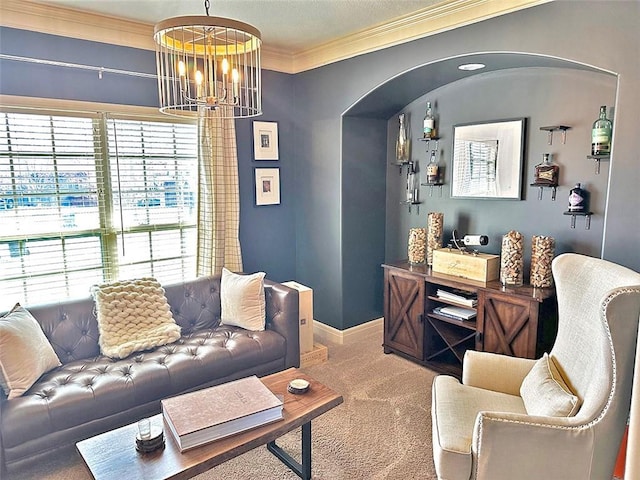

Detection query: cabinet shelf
xmin=427 ymin=313 xmax=477 ymax=331
xmin=425 ymin=317 xmax=476 ymax=364
xmin=427 ymin=295 xmax=476 ymax=310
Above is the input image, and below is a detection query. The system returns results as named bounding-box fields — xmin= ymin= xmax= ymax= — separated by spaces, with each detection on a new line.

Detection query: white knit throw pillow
xmin=91 ymin=278 xmax=181 ymax=359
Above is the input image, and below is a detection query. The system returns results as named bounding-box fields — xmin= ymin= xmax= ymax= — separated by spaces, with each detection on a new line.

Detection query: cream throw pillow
xmin=220 ymin=268 xmax=266 ymax=331
xmin=0 ymin=303 xmax=61 ymax=399
xmin=520 ymin=352 xmax=581 ymax=417
xmin=92 ymin=278 xmax=181 ymax=359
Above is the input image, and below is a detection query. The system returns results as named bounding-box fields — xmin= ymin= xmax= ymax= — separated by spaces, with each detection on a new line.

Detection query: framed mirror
xmin=451 ymin=118 xmax=526 ymax=199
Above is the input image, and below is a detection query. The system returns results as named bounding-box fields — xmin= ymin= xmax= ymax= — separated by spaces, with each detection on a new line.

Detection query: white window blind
xmin=0 ymin=111 xmax=197 ymax=309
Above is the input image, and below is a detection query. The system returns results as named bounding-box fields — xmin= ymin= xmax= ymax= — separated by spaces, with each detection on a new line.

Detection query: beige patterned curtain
xmin=196 ymin=108 xmax=243 ymax=276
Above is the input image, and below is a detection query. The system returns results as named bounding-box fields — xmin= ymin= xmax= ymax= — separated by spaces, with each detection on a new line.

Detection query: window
xmin=0 ymin=111 xmax=197 ymax=309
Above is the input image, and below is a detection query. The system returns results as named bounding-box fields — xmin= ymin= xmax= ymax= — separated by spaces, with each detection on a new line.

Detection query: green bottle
xmin=591 ymin=106 xmax=612 ymax=155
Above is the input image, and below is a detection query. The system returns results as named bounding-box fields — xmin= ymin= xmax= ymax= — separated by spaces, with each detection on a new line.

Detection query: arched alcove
xmin=340 ymin=52 xmax=617 ymax=328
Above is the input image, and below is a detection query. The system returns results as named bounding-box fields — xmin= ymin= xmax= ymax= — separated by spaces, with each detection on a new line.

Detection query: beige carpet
xmin=8 ymin=328 xmax=438 ymax=479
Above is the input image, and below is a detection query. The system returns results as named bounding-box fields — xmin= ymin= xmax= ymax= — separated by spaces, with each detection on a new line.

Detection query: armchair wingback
xmin=431 ymin=253 xmax=640 ymax=480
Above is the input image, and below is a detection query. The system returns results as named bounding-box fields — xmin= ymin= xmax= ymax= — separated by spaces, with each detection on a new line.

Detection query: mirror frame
xmin=451 ymin=118 xmax=526 ymax=200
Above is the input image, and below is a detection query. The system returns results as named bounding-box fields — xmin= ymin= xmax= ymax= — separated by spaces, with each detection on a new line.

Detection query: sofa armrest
xmin=462 ymin=350 xmax=536 ymax=396
xmin=265 ymin=280 xmax=300 ymax=368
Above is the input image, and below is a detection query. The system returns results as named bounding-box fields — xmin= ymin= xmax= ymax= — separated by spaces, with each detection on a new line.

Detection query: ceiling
xmin=33 ymin=0 xmax=443 ymax=55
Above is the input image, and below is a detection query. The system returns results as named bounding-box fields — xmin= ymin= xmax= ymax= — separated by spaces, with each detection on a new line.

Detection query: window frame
xmin=0 ymin=99 xmax=198 ymax=308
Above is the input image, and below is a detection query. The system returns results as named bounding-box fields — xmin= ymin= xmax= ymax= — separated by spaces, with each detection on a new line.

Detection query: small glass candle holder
xmin=137 ymin=418 xmax=151 ymax=440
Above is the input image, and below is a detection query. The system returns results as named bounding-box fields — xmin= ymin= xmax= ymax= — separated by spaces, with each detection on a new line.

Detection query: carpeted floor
xmin=8 ymin=327 xmax=439 ymax=479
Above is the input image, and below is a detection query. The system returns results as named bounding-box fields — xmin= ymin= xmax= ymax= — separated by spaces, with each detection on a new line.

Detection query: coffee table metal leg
xmin=267 ymin=421 xmax=312 ymax=480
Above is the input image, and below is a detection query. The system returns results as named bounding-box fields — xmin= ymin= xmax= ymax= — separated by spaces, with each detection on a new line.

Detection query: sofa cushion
xmin=0 ymin=325 xmax=286 ymax=453
xmin=91 ymin=278 xmax=181 ymax=359
xmin=220 ymin=268 xmax=266 ymax=331
xmin=0 ymin=304 xmax=61 ymax=399
xmin=520 ymin=352 xmax=581 ymax=417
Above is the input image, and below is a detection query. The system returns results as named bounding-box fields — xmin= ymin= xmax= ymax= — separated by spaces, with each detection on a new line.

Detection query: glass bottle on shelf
xmin=423 ymin=101 xmax=436 ymax=139
xmin=591 ymin=105 xmax=612 ymax=155
xmin=534 ymin=153 xmax=559 ymax=186
xmin=568 ymin=183 xmax=588 ymax=212
xmin=406 ymin=163 xmax=417 ymax=203
xmin=426 ymin=150 xmax=439 ymax=184
xmin=395 ymin=113 xmax=409 ymax=164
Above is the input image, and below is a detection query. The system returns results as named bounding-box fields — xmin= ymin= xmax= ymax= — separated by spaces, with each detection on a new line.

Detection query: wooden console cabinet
xmin=382 ymin=261 xmax=557 ymax=377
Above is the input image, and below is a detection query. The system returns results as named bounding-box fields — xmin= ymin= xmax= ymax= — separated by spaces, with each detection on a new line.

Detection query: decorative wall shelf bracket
xmin=421 ymin=182 xmax=444 ymax=197
xmin=418 ymin=137 xmax=440 ymax=151
xmin=400 ymin=200 xmax=421 ymax=214
xmin=587 ymin=154 xmax=609 ymax=174
xmin=530 ymin=183 xmax=558 ymax=200
xmin=563 ymin=211 xmax=592 ymax=229
xmin=539 ymin=125 xmax=571 ymax=145
xmin=392 ymin=161 xmax=411 ymax=174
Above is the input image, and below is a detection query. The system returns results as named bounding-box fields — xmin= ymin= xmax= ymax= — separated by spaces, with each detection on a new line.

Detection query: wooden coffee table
xmin=76 ymin=368 xmax=343 ymax=480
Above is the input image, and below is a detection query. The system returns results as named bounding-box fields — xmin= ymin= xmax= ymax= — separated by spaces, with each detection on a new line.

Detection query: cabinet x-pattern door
xmin=478 ymin=291 xmax=539 ymax=358
xmin=383 ymin=268 xmax=425 ymax=359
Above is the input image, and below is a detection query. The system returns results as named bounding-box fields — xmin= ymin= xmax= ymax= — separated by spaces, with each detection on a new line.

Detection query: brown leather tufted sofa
xmin=0 ymin=275 xmax=299 ymax=473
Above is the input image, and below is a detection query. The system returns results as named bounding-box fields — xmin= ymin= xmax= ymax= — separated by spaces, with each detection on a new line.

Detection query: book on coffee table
xmin=162 ymin=375 xmax=284 ymax=452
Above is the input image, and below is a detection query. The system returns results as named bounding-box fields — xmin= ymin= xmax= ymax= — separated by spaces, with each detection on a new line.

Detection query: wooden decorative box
xmin=432 ymin=249 xmax=500 ymax=283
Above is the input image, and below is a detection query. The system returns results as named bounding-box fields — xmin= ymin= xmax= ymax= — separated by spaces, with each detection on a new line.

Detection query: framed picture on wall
xmin=255 ymin=168 xmax=280 ymax=205
xmin=253 ymin=121 xmax=279 ymax=160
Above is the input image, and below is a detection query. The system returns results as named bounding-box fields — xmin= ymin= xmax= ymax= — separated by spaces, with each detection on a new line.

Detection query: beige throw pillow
xmin=520 ymin=352 xmax=581 ymax=417
xmin=92 ymin=278 xmax=181 ymax=359
xmin=0 ymin=303 xmax=61 ymax=399
xmin=220 ymin=268 xmax=266 ymax=331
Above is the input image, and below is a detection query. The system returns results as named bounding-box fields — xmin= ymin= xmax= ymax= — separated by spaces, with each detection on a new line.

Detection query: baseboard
xmin=313 ymin=318 xmax=383 ymax=345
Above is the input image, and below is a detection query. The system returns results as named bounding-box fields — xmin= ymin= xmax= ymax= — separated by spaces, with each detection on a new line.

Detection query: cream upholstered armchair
xmin=431 ymin=253 xmax=640 ymax=480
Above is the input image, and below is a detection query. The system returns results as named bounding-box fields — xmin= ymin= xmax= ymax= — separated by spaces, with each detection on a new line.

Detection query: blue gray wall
xmin=0 ymin=28 xmax=297 ymax=283
xmin=384 ymin=67 xmax=616 ymax=262
xmin=1 ymin=1 xmax=639 ymax=332
xmin=293 ymin=1 xmax=640 ymax=330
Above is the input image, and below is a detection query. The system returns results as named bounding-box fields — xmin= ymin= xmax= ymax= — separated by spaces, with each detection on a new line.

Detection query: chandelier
xmin=154 ymin=0 xmax=262 ymax=118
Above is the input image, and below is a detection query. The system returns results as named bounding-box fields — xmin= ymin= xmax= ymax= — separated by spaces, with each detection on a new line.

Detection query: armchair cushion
xmin=520 ymin=352 xmax=581 ymax=417
xmin=462 ymin=350 xmax=536 ymax=395
xmin=431 ymin=375 xmax=526 ymax=480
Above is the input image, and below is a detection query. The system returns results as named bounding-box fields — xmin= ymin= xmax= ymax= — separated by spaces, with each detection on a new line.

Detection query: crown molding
xmin=1 ymin=0 xmax=156 ymax=50
xmin=2 ymin=0 xmax=552 ymax=75
xmin=290 ymin=0 xmax=553 ymax=72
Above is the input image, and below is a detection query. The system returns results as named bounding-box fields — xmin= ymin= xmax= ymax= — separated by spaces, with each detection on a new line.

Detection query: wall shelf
xmin=539 ymin=125 xmax=571 ymax=145
xmin=400 ymin=200 xmax=421 ymax=214
xmin=563 ymin=211 xmax=593 ymax=229
xmin=530 ymin=183 xmax=558 ymax=200
xmin=587 ymin=154 xmax=609 ymax=174
xmin=420 ymin=182 xmax=444 ymax=196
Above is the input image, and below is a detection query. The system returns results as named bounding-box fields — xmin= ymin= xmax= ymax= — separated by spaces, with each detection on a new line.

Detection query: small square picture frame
xmin=253 ymin=121 xmax=279 ymax=160
xmin=255 ymin=168 xmax=280 ymax=206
